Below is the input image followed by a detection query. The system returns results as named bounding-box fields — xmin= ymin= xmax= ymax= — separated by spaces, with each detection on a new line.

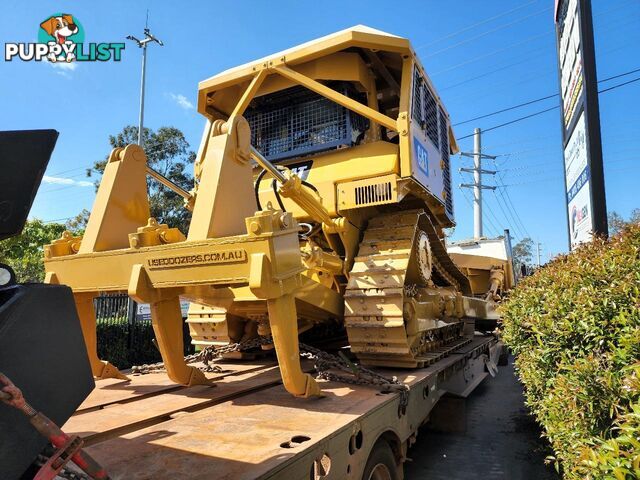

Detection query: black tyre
xmin=362 ymin=441 xmax=399 ymax=480
xmin=0 ymin=263 xmax=16 ymax=287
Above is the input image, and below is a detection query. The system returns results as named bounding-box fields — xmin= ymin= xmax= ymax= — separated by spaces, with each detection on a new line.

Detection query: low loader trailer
xmin=62 ymin=332 xmax=502 ymax=479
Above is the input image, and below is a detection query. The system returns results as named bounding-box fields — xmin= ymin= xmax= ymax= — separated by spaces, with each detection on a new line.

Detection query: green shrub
xmin=502 ymin=224 xmax=640 ymax=479
xmin=97 ymin=322 xmax=131 ymax=369
xmin=96 ymin=320 xmax=194 ymax=369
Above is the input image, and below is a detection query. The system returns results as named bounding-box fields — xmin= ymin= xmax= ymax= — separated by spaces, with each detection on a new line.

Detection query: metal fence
xmin=94 ymin=293 xmax=194 ymax=369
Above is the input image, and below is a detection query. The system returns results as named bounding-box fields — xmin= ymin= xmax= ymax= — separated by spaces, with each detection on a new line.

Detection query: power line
xmin=459 ymin=186 xmax=500 ymax=237
xmin=456 ymin=105 xmax=559 ymax=141
xmin=440 ymin=21 xmax=636 ymax=97
xmin=443 ymin=35 xmax=638 ymax=110
xmin=598 ymin=75 xmax=640 ymax=93
xmin=439 ymin=6 xmax=639 ymax=106
xmin=499 ymin=153 xmax=640 ymax=187
xmin=453 ymin=67 xmax=640 ymax=127
xmin=483 ymin=194 xmax=508 ymax=237
xmin=42 ymin=216 xmax=73 ymax=224
xmin=500 ymin=176 xmax=557 ymax=188
xmin=496 ymin=174 xmax=531 ymax=238
xmin=423 ymin=6 xmax=552 ymax=58
xmin=495 ymin=171 xmax=529 ymax=237
xmin=599 ymin=67 xmax=640 ymax=84
xmin=495 ymin=186 xmax=527 ymax=238
xmin=453 ymin=94 xmax=558 ymax=127
xmin=484 ymin=127 xmax=640 ymax=151
xmin=460 ymin=162 xmax=526 ymax=239
xmin=439 ymin=6 xmax=639 ymax=96
xmin=492 ymin=189 xmax=524 ymax=238
xmin=455 ymin=74 xmax=640 ymax=141
xmin=432 ymin=29 xmax=553 ymax=77
xmin=415 ymin=0 xmax=539 ymax=50
xmin=439 ymin=47 xmax=549 ymax=93
xmin=46 ymin=164 xmax=93 ymax=177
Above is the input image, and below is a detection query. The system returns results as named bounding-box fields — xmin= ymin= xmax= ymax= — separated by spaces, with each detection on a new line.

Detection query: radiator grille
xmin=424 ymin=87 xmax=439 ymax=148
xmin=411 ymin=69 xmax=423 ymax=124
xmin=439 ymin=107 xmax=454 ymax=220
xmin=412 ymin=68 xmax=439 ymax=149
xmin=355 ymin=181 xmax=393 ymax=206
xmin=245 ymin=84 xmax=369 ymax=162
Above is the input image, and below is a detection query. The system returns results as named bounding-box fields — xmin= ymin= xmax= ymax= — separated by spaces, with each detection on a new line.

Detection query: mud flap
xmin=0 ymin=284 xmax=94 ymax=479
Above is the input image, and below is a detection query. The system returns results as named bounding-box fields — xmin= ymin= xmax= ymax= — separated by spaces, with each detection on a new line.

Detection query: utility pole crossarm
xmin=459 ymin=167 xmax=497 ymax=175
xmin=459 ymin=152 xmax=498 ymax=160
xmin=460 ymin=183 xmax=497 ymax=190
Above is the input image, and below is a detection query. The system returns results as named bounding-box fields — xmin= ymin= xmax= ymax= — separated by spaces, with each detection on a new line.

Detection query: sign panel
xmin=557 ymin=0 xmax=584 ymax=135
xmin=555 ymin=0 xmax=607 ymax=250
xmin=136 ymin=300 xmax=191 ymax=321
xmin=564 ymin=113 xmax=592 ymax=247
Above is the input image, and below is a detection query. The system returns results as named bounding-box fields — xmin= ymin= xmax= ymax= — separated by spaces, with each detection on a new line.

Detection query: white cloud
xmin=49 ymin=60 xmax=78 ymax=78
xmin=169 ymin=93 xmax=195 ymax=110
xmin=42 ymin=175 xmax=93 ymax=187
xmin=50 ymin=61 xmax=78 ymax=71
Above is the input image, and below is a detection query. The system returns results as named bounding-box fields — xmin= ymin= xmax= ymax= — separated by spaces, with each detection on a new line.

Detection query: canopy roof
xmin=197 ymin=25 xmax=458 ymax=153
xmin=199 ymin=25 xmax=411 ymax=93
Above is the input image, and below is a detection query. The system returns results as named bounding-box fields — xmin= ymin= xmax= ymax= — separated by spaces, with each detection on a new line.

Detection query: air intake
xmin=338 ymin=175 xmax=398 ymax=210
xmin=355 ymin=182 xmax=393 ymax=205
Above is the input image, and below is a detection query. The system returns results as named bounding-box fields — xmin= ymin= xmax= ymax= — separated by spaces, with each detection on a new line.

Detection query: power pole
xmin=536 ymin=242 xmax=542 ymax=267
xmin=127 ymin=17 xmax=163 ymax=149
xmin=473 ymin=128 xmax=482 ymax=239
xmin=459 ymin=128 xmax=497 ymax=239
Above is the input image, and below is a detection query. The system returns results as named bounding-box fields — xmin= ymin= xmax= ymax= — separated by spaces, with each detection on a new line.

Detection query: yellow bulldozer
xmin=43 ymin=26 xmax=511 ymax=399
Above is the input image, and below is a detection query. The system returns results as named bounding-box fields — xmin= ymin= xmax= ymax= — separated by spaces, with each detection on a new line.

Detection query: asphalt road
xmin=405 ymin=357 xmax=560 ymax=480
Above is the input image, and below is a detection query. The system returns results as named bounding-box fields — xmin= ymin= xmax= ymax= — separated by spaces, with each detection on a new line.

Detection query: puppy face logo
xmin=40 ymin=15 xmax=79 ymax=45
xmin=36 ymin=13 xmax=85 ymax=62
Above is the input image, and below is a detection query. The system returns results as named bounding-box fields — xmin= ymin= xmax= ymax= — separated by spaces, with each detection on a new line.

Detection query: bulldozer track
xmin=345 ymin=210 xmax=469 ymax=368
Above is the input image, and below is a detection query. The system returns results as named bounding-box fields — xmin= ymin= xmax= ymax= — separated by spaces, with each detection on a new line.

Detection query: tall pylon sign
xmin=554 ymin=0 xmax=607 ymax=250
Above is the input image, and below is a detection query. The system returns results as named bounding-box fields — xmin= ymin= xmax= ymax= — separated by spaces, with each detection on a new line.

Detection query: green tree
xmin=511 ymin=236 xmax=534 ymax=268
xmin=608 ymin=209 xmax=640 ymax=236
xmin=0 ymin=219 xmax=66 ymax=282
xmin=66 ymin=208 xmax=90 ymax=234
xmin=88 ymin=126 xmax=196 ymax=233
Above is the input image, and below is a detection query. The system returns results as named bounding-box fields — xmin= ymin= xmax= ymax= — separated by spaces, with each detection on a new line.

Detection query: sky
xmin=1 ymin=0 xmax=638 ymax=259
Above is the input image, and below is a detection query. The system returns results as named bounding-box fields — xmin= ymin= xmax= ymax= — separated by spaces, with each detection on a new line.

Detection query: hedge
xmin=96 ymin=321 xmax=194 ymax=370
xmin=501 ymin=224 xmax=640 ymax=479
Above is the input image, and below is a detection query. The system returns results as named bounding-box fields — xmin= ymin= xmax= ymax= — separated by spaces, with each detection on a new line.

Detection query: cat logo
xmin=414 ymin=138 xmax=429 ymax=177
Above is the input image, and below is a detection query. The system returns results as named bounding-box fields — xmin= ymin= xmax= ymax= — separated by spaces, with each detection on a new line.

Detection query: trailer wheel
xmin=362 ymin=441 xmax=398 ymax=480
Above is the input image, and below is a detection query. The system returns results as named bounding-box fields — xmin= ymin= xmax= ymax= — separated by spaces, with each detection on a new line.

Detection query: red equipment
xmin=0 ymin=372 xmax=110 ymax=480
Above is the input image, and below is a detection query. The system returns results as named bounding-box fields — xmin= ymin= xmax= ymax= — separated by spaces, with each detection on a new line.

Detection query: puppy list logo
xmin=4 ymin=13 xmax=125 ymax=63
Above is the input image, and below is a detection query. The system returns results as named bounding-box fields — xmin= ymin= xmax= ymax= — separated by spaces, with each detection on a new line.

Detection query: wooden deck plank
xmin=65 ymin=366 xmax=283 ymax=445
xmin=77 ymin=361 xmax=276 ymax=412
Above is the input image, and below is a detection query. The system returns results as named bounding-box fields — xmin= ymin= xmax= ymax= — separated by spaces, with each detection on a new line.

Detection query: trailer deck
xmin=63 ymin=334 xmax=501 ymax=480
